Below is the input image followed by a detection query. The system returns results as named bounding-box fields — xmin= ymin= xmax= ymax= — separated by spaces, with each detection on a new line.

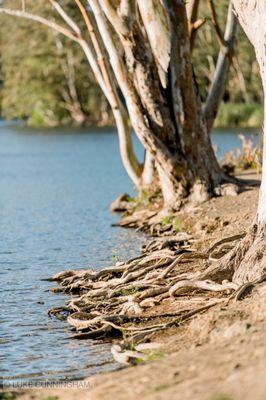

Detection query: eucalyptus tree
xmin=222 ymin=0 xmax=266 ymax=284
xmin=0 ymin=0 xmax=238 ymax=205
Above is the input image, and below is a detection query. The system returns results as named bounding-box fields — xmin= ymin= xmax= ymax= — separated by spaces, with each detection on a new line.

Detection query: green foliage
xmin=161 ymin=215 xmax=175 ymax=226
xmin=193 ymin=0 xmax=262 ymax=118
xmin=134 ymin=350 xmax=165 ymax=366
xmin=125 ymin=189 xmax=162 ymax=213
xmin=161 ymin=215 xmax=182 ymax=232
xmin=138 ymin=189 xmax=161 ymax=208
xmin=120 ymin=288 xmax=138 ymax=296
xmin=215 ymin=103 xmax=263 ymax=128
xmin=0 ymin=0 xmax=262 ymax=127
xmin=211 ymin=395 xmax=233 ymax=400
xmin=145 ymin=350 xmax=165 ymax=362
xmin=0 ymin=0 xmax=111 ymax=127
xmin=126 ymin=196 xmax=137 ymax=203
xmin=0 ymin=393 xmax=17 ymax=400
xmin=111 ymin=255 xmax=120 ymax=262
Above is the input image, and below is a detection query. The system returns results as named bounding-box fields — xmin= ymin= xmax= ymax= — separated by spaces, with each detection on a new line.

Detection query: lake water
xmin=0 ymin=124 xmax=260 ymax=383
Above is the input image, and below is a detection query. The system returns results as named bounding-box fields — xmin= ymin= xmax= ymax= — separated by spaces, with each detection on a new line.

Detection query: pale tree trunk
xmin=223 ymin=0 xmax=266 ymax=284
xmin=79 ymin=38 xmax=143 ymax=188
xmin=0 ymin=1 xmax=237 ymax=208
xmin=0 ymin=3 xmax=142 ymax=189
xmin=73 ymin=3 xmax=142 ymax=188
xmin=89 ymin=0 xmax=236 ymax=210
xmin=141 ymin=151 xmax=155 ymax=188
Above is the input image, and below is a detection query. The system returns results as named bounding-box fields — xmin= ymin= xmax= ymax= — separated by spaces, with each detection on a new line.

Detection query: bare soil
xmin=1 ymin=170 xmax=265 ymax=400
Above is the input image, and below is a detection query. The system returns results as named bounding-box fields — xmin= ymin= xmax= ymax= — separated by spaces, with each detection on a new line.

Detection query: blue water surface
xmin=0 ymin=124 xmax=260 ymax=382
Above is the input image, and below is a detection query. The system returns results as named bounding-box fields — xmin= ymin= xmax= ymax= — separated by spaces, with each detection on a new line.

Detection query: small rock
xmin=110 ymin=193 xmax=131 ymax=212
xmin=220 ymin=183 xmax=239 ymax=197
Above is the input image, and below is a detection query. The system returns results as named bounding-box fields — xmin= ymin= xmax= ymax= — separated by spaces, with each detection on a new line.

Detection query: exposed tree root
xmin=198 ymin=225 xmax=266 ymax=286
xmin=111 ymin=176 xmax=245 ymax=236
xmin=66 ymin=300 xmax=224 ymax=342
xmin=232 ymin=225 xmax=266 ymax=284
xmin=231 ymin=273 xmax=266 ymax=301
xmin=47 ymin=228 xmax=262 ymax=345
xmin=169 ymin=279 xmax=238 ymax=297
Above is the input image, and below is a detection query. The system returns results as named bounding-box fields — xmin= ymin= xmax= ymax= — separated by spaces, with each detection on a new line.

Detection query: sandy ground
xmin=1 ymin=170 xmax=265 ymax=400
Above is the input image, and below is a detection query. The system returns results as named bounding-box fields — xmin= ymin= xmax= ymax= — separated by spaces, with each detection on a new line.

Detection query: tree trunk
xmin=226 ymin=0 xmax=266 ymax=283
xmin=141 ymin=151 xmax=155 ymax=188
xmin=0 ymin=1 xmax=237 ymax=208
xmin=90 ymin=0 xmax=234 ymax=209
xmin=78 ymin=25 xmax=143 ymax=188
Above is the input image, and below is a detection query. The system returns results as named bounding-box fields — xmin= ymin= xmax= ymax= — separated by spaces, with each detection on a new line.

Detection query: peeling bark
xmin=0 ymin=0 xmax=237 ymax=208
xmin=137 ymin=0 xmax=170 ymax=88
xmin=227 ymin=0 xmax=266 ymax=283
xmin=91 ymin=0 xmax=233 ymax=209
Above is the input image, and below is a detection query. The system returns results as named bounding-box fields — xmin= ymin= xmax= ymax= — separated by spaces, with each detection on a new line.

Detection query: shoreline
xmin=1 ymin=170 xmax=265 ymax=400
xmin=1 ymin=102 xmax=263 ymax=131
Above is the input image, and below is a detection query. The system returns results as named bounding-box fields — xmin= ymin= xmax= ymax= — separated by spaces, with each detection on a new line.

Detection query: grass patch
xmin=161 ymin=215 xmax=174 ymax=226
xmin=126 ymin=196 xmax=136 ymax=203
xmin=41 ymin=396 xmax=59 ymax=400
xmin=120 ymin=288 xmax=138 ymax=296
xmin=130 ymin=188 xmax=162 ymax=212
xmin=111 ymin=254 xmax=120 ymax=262
xmin=145 ymin=350 xmax=165 ymax=362
xmin=212 ymin=395 xmax=233 ymax=400
xmin=134 ymin=350 xmax=165 ymax=365
xmin=0 ymin=393 xmax=17 ymax=400
xmin=153 ymin=383 xmax=169 ymax=392
xmin=161 ymin=215 xmax=182 ymax=232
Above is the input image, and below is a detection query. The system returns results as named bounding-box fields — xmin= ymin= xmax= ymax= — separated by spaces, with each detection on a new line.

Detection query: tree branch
xmin=75 ymin=0 xmax=121 ymax=110
xmin=232 ymin=54 xmax=249 ymax=103
xmin=204 ymin=0 xmax=237 ymax=133
xmin=49 ymin=0 xmax=81 ymax=36
xmin=90 ymin=0 xmax=181 ymax=177
xmin=232 ymin=0 xmax=264 ymax=48
xmin=76 ymin=0 xmax=142 ymax=184
xmin=0 ymin=2 xmax=142 ymax=185
xmin=0 ymin=7 xmax=80 ymax=42
xmin=207 ymin=0 xmax=225 ymax=47
xmin=186 ymin=0 xmax=206 ymax=51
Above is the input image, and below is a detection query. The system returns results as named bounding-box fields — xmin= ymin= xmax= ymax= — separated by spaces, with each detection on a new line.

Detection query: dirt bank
xmin=1 ymin=171 xmax=265 ymax=400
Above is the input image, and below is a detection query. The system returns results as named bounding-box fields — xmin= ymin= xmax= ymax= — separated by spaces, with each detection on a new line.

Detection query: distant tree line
xmin=0 ymin=0 xmax=263 ymax=127
xmin=0 ymin=0 xmax=112 ymax=126
xmin=1 ymin=0 xmax=266 ymax=291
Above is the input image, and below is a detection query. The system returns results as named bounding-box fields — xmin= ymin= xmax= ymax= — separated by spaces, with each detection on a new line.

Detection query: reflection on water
xmin=0 ymin=124 xmax=260 ymax=382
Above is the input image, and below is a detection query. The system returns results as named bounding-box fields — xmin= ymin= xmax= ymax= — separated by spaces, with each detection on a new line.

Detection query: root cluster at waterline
xmin=48 ymin=211 xmax=265 ymax=344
